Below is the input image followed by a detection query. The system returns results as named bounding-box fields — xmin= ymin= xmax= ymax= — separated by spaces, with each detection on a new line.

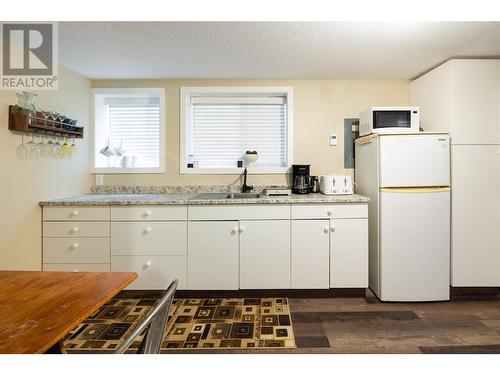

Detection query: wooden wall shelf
xmin=8 ymin=105 xmax=84 ymax=139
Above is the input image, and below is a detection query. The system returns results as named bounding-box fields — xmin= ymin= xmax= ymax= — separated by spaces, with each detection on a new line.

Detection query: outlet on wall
xmin=95 ymin=174 xmax=104 ymax=186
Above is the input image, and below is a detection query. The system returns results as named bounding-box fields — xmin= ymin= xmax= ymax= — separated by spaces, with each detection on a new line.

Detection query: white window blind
xmin=104 ymin=95 xmax=161 ymax=168
xmin=189 ymin=96 xmax=288 ymax=169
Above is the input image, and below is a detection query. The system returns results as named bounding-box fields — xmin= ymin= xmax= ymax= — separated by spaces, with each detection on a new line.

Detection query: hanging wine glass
xmin=16 ymin=135 xmax=28 ymax=160
xmin=25 ymin=134 xmax=37 ymax=160
xmin=46 ymin=137 xmax=54 ymax=158
xmin=69 ymin=138 xmax=78 ymax=158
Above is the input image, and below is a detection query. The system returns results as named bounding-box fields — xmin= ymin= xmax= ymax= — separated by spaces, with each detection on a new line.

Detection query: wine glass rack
xmin=8 ymin=105 xmax=84 ymax=139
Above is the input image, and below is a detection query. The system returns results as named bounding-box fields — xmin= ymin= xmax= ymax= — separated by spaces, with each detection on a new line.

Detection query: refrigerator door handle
xmin=379 ymin=187 xmax=451 ymax=193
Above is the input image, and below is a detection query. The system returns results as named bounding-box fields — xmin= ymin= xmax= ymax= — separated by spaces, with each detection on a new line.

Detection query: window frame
xmin=180 ymin=86 xmax=293 ymax=175
xmin=90 ymin=88 xmax=166 ymax=174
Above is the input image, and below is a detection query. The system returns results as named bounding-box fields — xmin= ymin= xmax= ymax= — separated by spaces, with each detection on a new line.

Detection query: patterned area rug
xmin=62 ymin=297 xmax=296 ymax=352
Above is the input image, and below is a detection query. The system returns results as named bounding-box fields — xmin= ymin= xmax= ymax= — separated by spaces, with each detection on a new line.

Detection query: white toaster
xmin=320 ymin=175 xmax=354 ymax=195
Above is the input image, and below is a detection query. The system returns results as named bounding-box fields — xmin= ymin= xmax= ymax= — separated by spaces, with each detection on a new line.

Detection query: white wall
xmin=92 ymin=79 xmax=410 ymax=186
xmin=0 ymin=66 xmax=91 ymax=270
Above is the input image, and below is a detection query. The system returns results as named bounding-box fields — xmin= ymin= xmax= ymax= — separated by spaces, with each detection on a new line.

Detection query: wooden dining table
xmin=0 ymin=271 xmax=137 ymax=354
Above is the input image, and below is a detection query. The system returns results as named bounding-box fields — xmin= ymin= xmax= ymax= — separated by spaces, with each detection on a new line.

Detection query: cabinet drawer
xmin=111 ymin=255 xmax=186 ymax=290
xmin=43 ymin=238 xmax=110 ymax=263
xmin=111 ymin=206 xmax=187 ymax=221
xmin=43 ymin=206 xmax=110 ymax=221
xmin=111 ymin=222 xmax=187 ymax=255
xmin=43 ymin=222 xmax=110 ymax=237
xmin=43 ymin=263 xmax=110 ymax=272
xmin=291 ymin=204 xmax=368 ymax=219
xmin=188 ymin=204 xmax=290 ymax=220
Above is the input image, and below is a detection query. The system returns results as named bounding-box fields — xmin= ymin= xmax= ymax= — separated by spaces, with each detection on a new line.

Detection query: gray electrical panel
xmin=344 ymin=118 xmax=359 ymax=169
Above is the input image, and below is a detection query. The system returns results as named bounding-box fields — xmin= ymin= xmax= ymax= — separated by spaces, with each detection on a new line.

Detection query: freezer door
xmin=379 ymin=134 xmax=450 ymax=187
xmin=379 ymin=188 xmax=450 ymax=301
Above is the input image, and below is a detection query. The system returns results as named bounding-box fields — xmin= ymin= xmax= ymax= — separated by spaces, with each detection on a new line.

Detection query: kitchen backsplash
xmin=90 ymin=185 xmax=290 ymax=194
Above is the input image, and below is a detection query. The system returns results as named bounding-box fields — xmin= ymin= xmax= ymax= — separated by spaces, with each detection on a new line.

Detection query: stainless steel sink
xmin=189 ymin=192 xmax=261 ymax=200
xmin=227 ymin=193 xmax=261 ymax=199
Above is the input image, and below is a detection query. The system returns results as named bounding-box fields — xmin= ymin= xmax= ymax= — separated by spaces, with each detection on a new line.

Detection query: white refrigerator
xmin=355 ymin=133 xmax=451 ymax=302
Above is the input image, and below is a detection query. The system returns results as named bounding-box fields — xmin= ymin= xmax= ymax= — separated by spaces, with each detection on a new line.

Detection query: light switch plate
xmin=330 ymin=134 xmax=338 ymax=146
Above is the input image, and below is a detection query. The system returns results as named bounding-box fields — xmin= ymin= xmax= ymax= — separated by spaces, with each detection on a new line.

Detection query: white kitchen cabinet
xmin=111 ymin=205 xmax=187 ymax=221
xmin=43 ymin=263 xmax=110 ymax=272
xmin=449 ymin=60 xmax=500 ymax=144
xmin=43 ymin=206 xmax=110 ymax=221
xmin=43 ymin=238 xmax=110 ymax=264
xmin=291 ymin=220 xmax=330 ymax=288
xmin=111 ymin=255 xmax=187 ymax=290
xmin=239 ymin=220 xmax=290 ymax=289
xmin=410 ymin=59 xmax=500 ymax=144
xmin=451 ymin=145 xmax=500 ymax=286
xmin=43 ymin=222 xmax=110 ymax=238
xmin=43 ymin=202 xmax=369 ymax=290
xmin=111 ymin=221 xmax=187 ymax=255
xmin=188 ymin=221 xmax=239 ymax=290
xmin=411 ymin=59 xmax=500 ymax=287
xmin=291 ymin=204 xmax=367 ymax=219
xmin=330 ymin=218 xmax=369 ymax=288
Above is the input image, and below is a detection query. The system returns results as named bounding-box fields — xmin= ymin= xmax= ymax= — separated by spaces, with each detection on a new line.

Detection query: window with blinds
xmin=182 ymin=88 xmax=292 ymax=173
xmin=92 ymin=89 xmax=165 ymax=173
xmin=105 ymin=96 xmax=160 ymax=168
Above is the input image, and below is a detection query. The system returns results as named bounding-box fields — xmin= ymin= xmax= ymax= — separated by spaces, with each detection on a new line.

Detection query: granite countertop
xmin=39 ymin=193 xmax=370 ymax=206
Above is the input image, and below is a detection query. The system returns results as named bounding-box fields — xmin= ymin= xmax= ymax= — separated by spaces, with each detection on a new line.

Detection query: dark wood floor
xmin=161 ymin=291 xmax=500 ymax=354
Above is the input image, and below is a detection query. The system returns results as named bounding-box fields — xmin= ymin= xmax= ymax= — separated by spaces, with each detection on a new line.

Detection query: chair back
xmin=115 ymin=279 xmax=178 ymax=354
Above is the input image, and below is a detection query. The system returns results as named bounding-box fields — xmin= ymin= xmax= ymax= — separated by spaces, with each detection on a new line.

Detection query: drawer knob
xmin=323 ymin=227 xmax=329 ymax=233
xmin=239 ymin=226 xmax=245 ymax=233
xmin=144 ymin=210 xmax=152 ymax=217
xmin=330 ymin=224 xmax=336 ymax=231
xmin=144 ymin=227 xmax=152 ymax=234
xmin=70 ymin=243 xmax=79 ymax=250
xmin=143 ymin=261 xmax=152 ymax=269
xmin=231 ymin=228 xmax=238 ymax=235
xmin=71 ymin=210 xmax=79 ymax=217
xmin=71 ymin=227 xmax=79 ymax=233
xmin=327 ymin=210 xmax=333 ymax=216
xmin=73 ymin=269 xmax=79 ymax=272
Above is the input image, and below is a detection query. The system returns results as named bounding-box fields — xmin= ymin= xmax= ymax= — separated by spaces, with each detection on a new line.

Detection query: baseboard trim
xmin=117 ymin=288 xmax=367 ymax=299
xmin=450 ymin=287 xmax=500 ymax=301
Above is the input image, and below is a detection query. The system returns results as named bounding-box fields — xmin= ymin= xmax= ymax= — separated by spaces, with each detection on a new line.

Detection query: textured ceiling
xmin=58 ymin=22 xmax=500 ymax=80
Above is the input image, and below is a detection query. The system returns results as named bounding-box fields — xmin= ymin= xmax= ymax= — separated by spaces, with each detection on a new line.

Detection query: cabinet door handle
xmin=231 ymin=228 xmax=238 ymax=235
xmin=73 ymin=269 xmax=79 ymax=272
xmin=239 ymin=226 xmax=245 ymax=233
xmin=330 ymin=224 xmax=336 ymax=231
xmin=71 ymin=210 xmax=79 ymax=217
xmin=144 ymin=210 xmax=152 ymax=217
xmin=323 ymin=227 xmax=329 ymax=233
xmin=327 ymin=210 xmax=333 ymax=216
xmin=144 ymin=227 xmax=152 ymax=234
xmin=70 ymin=243 xmax=79 ymax=250
xmin=71 ymin=227 xmax=79 ymax=234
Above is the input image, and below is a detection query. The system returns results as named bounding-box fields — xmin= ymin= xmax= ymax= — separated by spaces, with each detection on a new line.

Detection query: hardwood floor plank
xmin=419 ymin=344 xmax=500 ymax=354
xmin=295 ymin=336 xmax=330 ymax=348
xmin=291 ymin=311 xmax=419 ymax=323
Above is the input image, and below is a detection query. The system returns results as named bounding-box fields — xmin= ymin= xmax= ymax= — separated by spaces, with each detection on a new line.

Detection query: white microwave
xmin=359 ymin=107 xmax=420 ymax=136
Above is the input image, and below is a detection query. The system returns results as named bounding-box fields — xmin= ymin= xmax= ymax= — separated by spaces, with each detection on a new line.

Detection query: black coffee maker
xmin=292 ymin=164 xmax=311 ymax=194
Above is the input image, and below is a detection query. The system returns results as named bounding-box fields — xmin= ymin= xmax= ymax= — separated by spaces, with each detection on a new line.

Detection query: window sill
xmin=90 ymin=167 xmax=165 ymax=174
xmin=179 ymin=167 xmax=291 ymax=175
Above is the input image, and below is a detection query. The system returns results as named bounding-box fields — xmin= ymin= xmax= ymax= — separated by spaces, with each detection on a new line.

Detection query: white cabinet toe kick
xmin=42 ymin=203 xmax=368 ymax=290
